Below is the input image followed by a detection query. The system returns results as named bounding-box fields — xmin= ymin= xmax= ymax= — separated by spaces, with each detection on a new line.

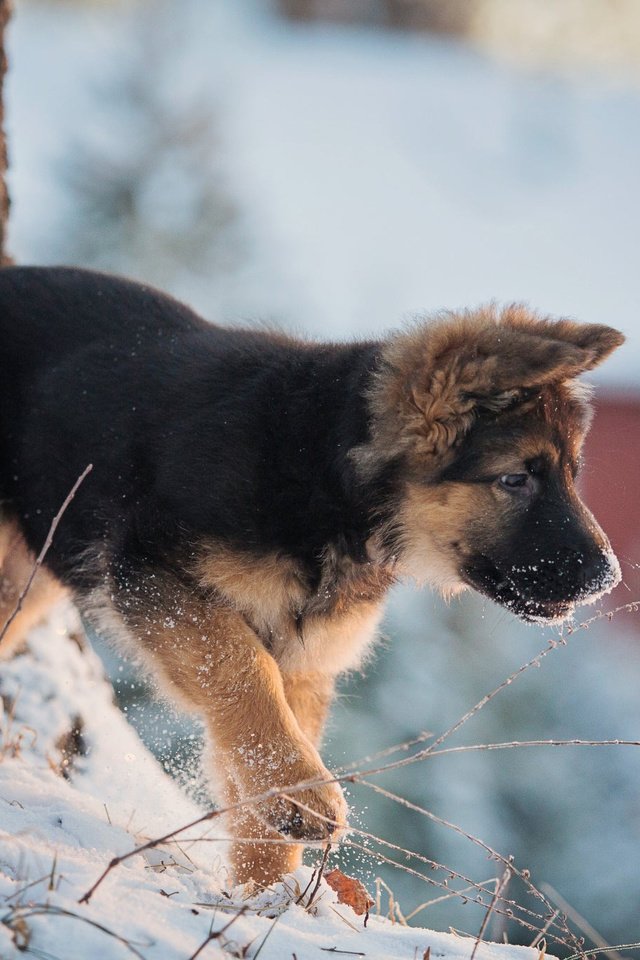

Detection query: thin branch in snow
xmin=564 ymin=946 xmax=640 ymax=960
xmin=426 ymin=739 xmax=640 ymax=758
xmin=357 ymin=780 xmax=579 ymax=953
xmin=531 ymin=914 xmax=560 ymax=950
xmin=252 ymin=910 xmax=284 ymax=959
xmin=1 ymin=903 xmax=152 ymax=960
xmin=186 ymin=905 xmax=248 ymax=960
xmin=0 ymin=463 xmax=94 ymax=646
xmin=402 ymin=880 xmax=501 ymax=924
xmin=470 ymin=863 xmax=512 ymax=960
xmin=334 ymin=729 xmax=434 ymax=774
xmin=4 ymin=872 xmax=52 ymax=903
xmin=319 ymin=948 xmax=366 ymax=956
xmin=346 ymin=840 xmax=551 ymax=946
xmin=276 ymin=793 xmax=565 ymax=946
xmin=297 ymin=841 xmax=331 ymax=910
xmin=540 ymin=883 xmax=625 ymax=960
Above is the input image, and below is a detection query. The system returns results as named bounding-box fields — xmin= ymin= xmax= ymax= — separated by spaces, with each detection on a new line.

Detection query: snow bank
xmin=0 ymin=608 xmax=552 ymax=960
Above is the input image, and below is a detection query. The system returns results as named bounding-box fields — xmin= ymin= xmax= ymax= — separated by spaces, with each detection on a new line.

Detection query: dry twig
xmin=187 ymin=905 xmax=248 ymax=960
xmin=2 ymin=903 xmax=151 ymax=960
xmin=0 ymin=463 xmax=94 ymax=645
xmin=470 ymin=863 xmax=512 ymax=960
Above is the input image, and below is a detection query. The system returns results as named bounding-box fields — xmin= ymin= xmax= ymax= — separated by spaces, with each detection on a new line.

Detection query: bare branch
xmin=0 ymin=463 xmax=93 ymax=646
xmin=470 ymin=864 xmax=512 ymax=960
xmin=427 ymin=739 xmax=640 ymax=758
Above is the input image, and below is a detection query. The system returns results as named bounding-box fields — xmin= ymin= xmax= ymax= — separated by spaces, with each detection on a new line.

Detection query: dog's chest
xmin=196 ymin=544 xmax=393 ymax=676
xmin=267 ymin=600 xmax=386 ymax=675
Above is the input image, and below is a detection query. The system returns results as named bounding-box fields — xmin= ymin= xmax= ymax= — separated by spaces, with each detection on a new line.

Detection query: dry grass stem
xmin=294 ymin=841 xmax=331 ymax=908
xmin=187 ymin=905 xmax=248 ymax=960
xmin=540 ymin=883 xmax=625 ymax=960
xmin=531 ymin=913 xmax=560 ymax=949
xmin=470 ymin=864 xmax=512 ymax=960
xmin=0 ymin=463 xmax=93 ymax=646
xmin=428 ymin=739 xmax=640 ymax=758
xmin=356 ymin=782 xmax=578 ymax=950
xmin=564 ymin=945 xmax=640 ymax=960
xmin=1 ymin=903 xmax=151 ymax=960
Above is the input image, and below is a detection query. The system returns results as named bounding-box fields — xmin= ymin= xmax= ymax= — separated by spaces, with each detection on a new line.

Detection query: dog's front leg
xmin=282 ymin=671 xmax=335 ymax=745
xmin=109 ymin=575 xmax=347 ymax=884
xmin=222 ymin=670 xmax=338 ymax=885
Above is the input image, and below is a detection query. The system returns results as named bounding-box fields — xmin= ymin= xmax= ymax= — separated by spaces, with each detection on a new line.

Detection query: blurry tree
xmin=56 ymin=2 xmax=240 ymax=296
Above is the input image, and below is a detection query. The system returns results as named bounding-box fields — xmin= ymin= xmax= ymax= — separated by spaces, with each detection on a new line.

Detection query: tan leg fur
xmin=223 ymin=670 xmax=337 ymax=886
xmin=109 ymin=577 xmax=346 ymax=885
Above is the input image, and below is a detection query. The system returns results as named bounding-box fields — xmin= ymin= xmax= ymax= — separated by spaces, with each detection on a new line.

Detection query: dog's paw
xmin=259 ymin=776 xmax=348 ymax=842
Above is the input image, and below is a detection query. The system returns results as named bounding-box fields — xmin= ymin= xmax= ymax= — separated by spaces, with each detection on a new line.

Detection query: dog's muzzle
xmin=462 ymin=545 xmax=621 ymax=622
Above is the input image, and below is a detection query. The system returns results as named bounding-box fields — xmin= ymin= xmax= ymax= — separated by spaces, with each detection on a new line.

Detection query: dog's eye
xmin=499 ymin=473 xmax=529 ymax=490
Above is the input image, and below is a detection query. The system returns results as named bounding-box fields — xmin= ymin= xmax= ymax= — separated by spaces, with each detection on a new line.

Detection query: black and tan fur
xmin=0 ymin=268 xmax=624 ymax=884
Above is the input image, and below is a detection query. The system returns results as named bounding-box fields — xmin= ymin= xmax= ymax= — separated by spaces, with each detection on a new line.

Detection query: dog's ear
xmin=500 ymin=312 xmax=625 ymax=373
xmin=367 ymin=307 xmax=625 ymax=467
xmin=451 ymin=317 xmax=625 ymax=403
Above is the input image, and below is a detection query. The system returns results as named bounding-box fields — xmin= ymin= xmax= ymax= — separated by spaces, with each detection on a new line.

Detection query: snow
xmin=0 ymin=606 xmax=552 ymax=960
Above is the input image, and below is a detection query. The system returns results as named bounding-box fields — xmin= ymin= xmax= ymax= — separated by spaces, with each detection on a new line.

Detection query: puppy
xmin=0 ymin=267 xmax=624 ymax=884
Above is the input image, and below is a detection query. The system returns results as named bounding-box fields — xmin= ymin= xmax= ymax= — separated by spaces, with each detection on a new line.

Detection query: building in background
xmin=584 ymin=399 xmax=640 ymax=608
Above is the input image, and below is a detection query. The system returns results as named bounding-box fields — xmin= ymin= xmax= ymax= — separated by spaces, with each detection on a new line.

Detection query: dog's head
xmin=359 ymin=305 xmax=625 ymax=622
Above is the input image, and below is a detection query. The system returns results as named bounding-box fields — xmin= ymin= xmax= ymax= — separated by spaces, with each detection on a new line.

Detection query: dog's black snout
xmin=578 ymin=547 xmax=619 ymax=595
xmin=533 ymin=544 xmax=617 ymax=602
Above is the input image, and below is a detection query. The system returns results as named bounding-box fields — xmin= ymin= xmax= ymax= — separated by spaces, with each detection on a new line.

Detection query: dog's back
xmin=0 ymin=266 xmax=378 ymax=586
xmin=0 ymin=266 xmax=200 ymax=485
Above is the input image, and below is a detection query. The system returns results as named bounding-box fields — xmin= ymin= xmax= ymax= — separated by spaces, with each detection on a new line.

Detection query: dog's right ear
xmin=358 ymin=306 xmax=624 ymax=475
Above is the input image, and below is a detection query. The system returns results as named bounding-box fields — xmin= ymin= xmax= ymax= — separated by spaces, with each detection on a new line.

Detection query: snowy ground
xmin=0 ymin=608 xmax=554 ymax=960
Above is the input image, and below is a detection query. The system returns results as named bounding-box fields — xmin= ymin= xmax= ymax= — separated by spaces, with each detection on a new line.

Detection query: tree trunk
xmin=0 ymin=0 xmax=12 ymax=266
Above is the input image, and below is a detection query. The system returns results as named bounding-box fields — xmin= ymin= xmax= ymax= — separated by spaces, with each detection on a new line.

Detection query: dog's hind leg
xmin=0 ymin=519 xmax=67 ymax=656
xmin=105 ymin=571 xmax=347 ymax=886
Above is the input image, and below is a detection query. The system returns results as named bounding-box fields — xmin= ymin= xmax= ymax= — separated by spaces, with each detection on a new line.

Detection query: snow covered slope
xmin=0 ymin=607 xmax=553 ymax=960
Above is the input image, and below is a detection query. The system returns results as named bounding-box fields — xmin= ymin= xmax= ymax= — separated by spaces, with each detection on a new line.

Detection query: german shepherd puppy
xmin=0 ymin=267 xmax=624 ymax=884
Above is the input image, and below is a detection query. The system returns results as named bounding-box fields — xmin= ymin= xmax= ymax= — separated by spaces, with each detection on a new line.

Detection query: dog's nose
xmin=579 ymin=548 xmax=620 ymax=596
xmin=521 ymin=545 xmax=620 ymax=603
xmin=553 ymin=544 xmax=620 ymax=600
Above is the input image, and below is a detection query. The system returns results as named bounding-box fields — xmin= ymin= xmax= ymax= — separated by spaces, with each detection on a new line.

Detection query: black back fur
xmin=0 ymin=267 xmax=390 ymax=590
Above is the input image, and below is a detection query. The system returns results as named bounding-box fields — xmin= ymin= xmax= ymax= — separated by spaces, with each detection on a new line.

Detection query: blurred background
xmin=5 ymin=0 xmax=640 ymax=949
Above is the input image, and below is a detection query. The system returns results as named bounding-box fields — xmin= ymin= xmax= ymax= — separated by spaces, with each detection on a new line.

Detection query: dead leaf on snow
xmin=325 ymin=869 xmax=374 ymax=917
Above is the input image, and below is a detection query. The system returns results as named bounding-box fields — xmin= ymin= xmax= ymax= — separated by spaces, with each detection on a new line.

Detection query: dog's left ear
xmin=364 ymin=308 xmax=625 ymax=471
xmin=503 ymin=314 xmax=625 ymax=374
